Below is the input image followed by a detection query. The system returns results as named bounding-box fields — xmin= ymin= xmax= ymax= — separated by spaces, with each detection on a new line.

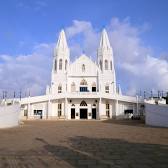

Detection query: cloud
xmin=0 ymin=43 xmax=53 ymax=97
xmin=65 ymin=20 xmax=100 ymax=60
xmin=0 ymin=17 xmax=168 ymax=97
xmin=16 ymin=0 xmax=47 ymax=11
xmin=65 ymin=18 xmax=168 ymax=95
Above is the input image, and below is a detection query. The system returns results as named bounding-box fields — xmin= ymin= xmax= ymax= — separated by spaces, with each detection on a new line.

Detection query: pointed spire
xmin=99 ymin=29 xmax=111 ymax=49
xmin=56 ymin=29 xmax=68 ymax=49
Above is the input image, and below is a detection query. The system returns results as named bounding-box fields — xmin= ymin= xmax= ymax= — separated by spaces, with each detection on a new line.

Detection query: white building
xmin=20 ymin=29 xmax=141 ymax=120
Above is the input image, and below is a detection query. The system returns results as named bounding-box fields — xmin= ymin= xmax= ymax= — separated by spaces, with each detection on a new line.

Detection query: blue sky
xmin=0 ymin=0 xmax=168 ymax=55
xmin=0 ymin=0 xmax=168 ymax=97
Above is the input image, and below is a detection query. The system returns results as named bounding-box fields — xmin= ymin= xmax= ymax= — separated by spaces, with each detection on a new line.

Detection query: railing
xmin=69 ymin=91 xmax=98 ymax=95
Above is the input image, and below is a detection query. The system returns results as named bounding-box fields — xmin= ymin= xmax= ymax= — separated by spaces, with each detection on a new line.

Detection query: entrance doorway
xmin=34 ymin=110 xmax=42 ymax=119
xmin=71 ymin=108 xmax=75 ymax=119
xmin=80 ymin=109 xmax=87 ymax=119
xmin=92 ymin=108 xmax=96 ymax=119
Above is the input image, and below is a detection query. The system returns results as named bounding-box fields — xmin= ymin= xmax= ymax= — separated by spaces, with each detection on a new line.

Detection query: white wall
xmin=0 ymin=103 xmax=20 ymax=128
xmin=145 ymin=103 xmax=168 ymax=127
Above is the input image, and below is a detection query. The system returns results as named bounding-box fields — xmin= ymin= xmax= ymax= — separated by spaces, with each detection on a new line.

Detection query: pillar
xmin=76 ymin=104 xmax=79 ymax=120
xmin=47 ymin=100 xmax=51 ymax=119
xmin=65 ymin=98 xmax=68 ymax=119
xmin=88 ymin=104 xmax=92 ymax=120
xmin=110 ymin=103 xmax=112 ymax=119
xmin=27 ymin=103 xmax=32 ymax=119
xmin=42 ymin=103 xmax=47 ymax=119
xmin=115 ymin=99 xmax=118 ymax=119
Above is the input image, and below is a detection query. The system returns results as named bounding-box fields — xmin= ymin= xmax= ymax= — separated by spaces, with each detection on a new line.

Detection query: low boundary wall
xmin=145 ymin=103 xmax=168 ymax=127
xmin=0 ymin=103 xmax=20 ymax=128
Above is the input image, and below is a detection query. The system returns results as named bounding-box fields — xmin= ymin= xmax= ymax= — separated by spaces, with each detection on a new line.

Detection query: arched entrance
xmin=92 ymin=104 xmax=96 ymax=119
xmin=71 ymin=104 xmax=75 ymax=119
xmin=80 ymin=101 xmax=88 ymax=119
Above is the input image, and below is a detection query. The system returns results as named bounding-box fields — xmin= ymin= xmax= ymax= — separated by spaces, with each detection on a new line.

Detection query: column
xmin=133 ymin=104 xmax=136 ymax=117
xmin=55 ymin=102 xmax=58 ymax=118
xmin=47 ymin=101 xmax=50 ymax=119
xmin=65 ymin=98 xmax=68 ymax=119
xmin=110 ymin=103 xmax=112 ymax=119
xmin=136 ymin=95 xmax=139 ymax=116
xmin=115 ymin=99 xmax=118 ymax=119
xmin=88 ymin=104 xmax=92 ymax=120
xmin=42 ymin=103 xmax=47 ymax=120
xmin=62 ymin=101 xmax=65 ymax=117
xmin=27 ymin=103 xmax=31 ymax=119
xmin=76 ymin=104 xmax=79 ymax=120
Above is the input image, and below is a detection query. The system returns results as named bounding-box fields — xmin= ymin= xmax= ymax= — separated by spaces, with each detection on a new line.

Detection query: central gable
xmin=69 ymin=54 xmax=100 ymax=76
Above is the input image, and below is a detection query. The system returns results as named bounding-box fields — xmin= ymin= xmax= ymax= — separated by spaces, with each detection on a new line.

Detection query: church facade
xmin=20 ymin=29 xmax=141 ymax=120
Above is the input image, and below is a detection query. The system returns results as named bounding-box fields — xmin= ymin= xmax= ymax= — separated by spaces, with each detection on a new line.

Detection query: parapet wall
xmin=145 ymin=103 xmax=168 ymax=127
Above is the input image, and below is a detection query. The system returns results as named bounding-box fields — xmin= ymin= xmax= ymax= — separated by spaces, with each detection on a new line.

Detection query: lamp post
xmin=19 ymin=90 xmax=22 ymax=101
xmin=144 ymin=91 xmax=146 ymax=99
xmin=13 ymin=91 xmax=16 ymax=98
xmin=150 ymin=91 xmax=153 ymax=99
xmin=158 ymin=91 xmax=160 ymax=99
xmin=4 ymin=91 xmax=7 ymax=101
xmin=139 ymin=89 xmax=142 ymax=97
xmin=136 ymin=95 xmax=139 ymax=117
xmin=2 ymin=91 xmax=5 ymax=99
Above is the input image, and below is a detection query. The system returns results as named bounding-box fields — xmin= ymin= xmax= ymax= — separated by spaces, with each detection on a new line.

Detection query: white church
xmin=20 ymin=29 xmax=141 ymax=120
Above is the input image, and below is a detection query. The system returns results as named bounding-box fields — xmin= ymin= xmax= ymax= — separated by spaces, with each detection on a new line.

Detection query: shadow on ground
xmin=102 ymin=119 xmax=147 ymax=127
xmin=34 ymin=136 xmax=168 ymax=168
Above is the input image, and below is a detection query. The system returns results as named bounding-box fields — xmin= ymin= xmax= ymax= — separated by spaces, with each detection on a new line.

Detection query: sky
xmin=0 ymin=0 xmax=168 ymax=97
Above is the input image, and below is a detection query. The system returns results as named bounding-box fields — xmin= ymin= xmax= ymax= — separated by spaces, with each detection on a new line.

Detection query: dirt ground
xmin=0 ymin=120 xmax=167 ymax=168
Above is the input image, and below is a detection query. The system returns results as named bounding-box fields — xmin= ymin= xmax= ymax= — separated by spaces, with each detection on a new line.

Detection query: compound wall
xmin=0 ymin=103 xmax=20 ymax=128
xmin=145 ymin=103 xmax=168 ymax=127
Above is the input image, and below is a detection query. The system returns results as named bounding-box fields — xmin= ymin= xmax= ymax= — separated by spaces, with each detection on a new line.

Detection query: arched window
xmin=99 ymin=60 xmax=102 ymax=70
xmin=71 ymin=82 xmax=76 ymax=92
xmin=105 ymin=60 xmax=108 ymax=70
xmin=105 ymin=84 xmax=109 ymax=93
xmin=65 ymin=60 xmax=68 ymax=71
xmin=80 ymin=79 xmax=88 ymax=92
xmin=54 ymin=60 xmax=57 ymax=71
xmin=110 ymin=61 xmax=112 ymax=70
xmin=80 ymin=79 xmax=87 ymax=85
xmin=80 ymin=100 xmax=87 ymax=106
xmin=58 ymin=84 xmax=62 ymax=93
xmin=59 ymin=59 xmax=62 ymax=70
xmin=82 ymin=64 xmax=85 ymax=72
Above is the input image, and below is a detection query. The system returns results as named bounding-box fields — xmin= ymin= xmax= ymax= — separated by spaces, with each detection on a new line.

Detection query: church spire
xmin=53 ymin=29 xmax=70 ymax=74
xmin=99 ymin=29 xmax=111 ymax=49
xmin=56 ymin=29 xmax=68 ymax=50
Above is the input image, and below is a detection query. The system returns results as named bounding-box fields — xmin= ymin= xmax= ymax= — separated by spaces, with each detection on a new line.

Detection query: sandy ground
xmin=0 ymin=120 xmax=167 ymax=168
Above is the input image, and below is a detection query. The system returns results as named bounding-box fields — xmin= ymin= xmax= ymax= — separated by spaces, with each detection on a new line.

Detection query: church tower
xmin=97 ymin=29 xmax=116 ymax=94
xmin=52 ymin=29 xmax=70 ymax=74
xmin=49 ymin=30 xmax=70 ymax=94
